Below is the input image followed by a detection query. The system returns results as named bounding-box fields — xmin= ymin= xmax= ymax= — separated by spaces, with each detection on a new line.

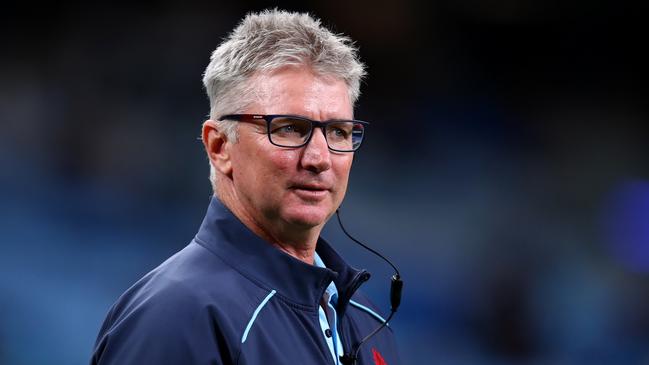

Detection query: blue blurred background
xmin=2 ymin=1 xmax=649 ymax=364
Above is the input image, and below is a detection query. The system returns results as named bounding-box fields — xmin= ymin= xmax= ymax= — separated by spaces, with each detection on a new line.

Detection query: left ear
xmin=202 ymin=120 xmax=233 ymax=177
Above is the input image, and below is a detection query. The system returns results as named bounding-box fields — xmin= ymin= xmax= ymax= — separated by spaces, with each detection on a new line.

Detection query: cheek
xmin=266 ymin=150 xmax=300 ymax=174
xmin=333 ymin=157 xmax=354 ymax=184
xmin=235 ymin=152 xmax=294 ymax=198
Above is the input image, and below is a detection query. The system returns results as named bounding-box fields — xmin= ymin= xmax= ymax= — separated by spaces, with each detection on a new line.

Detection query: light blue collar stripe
xmin=318 ymin=306 xmax=337 ymax=363
xmin=241 ymin=289 xmax=277 ymax=343
xmin=313 ymin=252 xmax=326 ymax=268
xmin=314 ymin=252 xmax=344 ymax=364
xmin=327 ymin=301 xmax=341 ymax=364
xmin=349 ymin=299 xmax=388 ymax=325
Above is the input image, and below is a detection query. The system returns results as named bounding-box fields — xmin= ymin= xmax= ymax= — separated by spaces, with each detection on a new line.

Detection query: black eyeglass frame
xmin=217 ymin=114 xmax=370 ymax=152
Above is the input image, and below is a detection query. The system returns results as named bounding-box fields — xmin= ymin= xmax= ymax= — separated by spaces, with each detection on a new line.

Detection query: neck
xmin=215 ymin=188 xmax=321 ymax=265
xmin=271 ymin=241 xmax=317 ymax=265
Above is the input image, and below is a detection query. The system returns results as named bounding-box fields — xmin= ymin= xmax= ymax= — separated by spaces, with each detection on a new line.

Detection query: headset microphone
xmin=335 ymin=209 xmax=403 ymax=365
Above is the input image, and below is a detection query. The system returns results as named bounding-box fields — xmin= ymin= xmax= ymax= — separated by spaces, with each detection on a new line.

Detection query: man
xmin=91 ymin=9 xmax=399 ymax=365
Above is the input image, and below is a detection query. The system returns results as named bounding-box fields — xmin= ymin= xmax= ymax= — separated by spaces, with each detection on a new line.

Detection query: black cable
xmin=336 ymin=210 xmax=400 ymax=277
xmin=336 ymin=209 xmax=403 ymax=365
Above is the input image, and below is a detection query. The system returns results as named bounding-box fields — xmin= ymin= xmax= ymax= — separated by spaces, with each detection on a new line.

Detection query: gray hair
xmin=203 ymin=9 xmax=367 ymax=136
xmin=202 ymin=9 xmax=366 ymax=191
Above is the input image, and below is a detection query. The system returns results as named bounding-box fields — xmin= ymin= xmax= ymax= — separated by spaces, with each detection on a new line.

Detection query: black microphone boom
xmin=335 ymin=209 xmax=403 ymax=365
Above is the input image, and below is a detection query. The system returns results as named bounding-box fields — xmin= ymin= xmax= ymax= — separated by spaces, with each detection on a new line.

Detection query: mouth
xmin=290 ymin=184 xmax=331 ymax=200
xmin=292 ymin=184 xmax=331 ymax=191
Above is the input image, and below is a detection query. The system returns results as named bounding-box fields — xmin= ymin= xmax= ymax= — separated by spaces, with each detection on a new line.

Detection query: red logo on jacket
xmin=372 ymin=348 xmax=387 ymax=365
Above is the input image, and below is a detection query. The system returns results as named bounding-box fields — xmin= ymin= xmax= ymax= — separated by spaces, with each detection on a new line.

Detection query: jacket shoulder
xmin=91 ymin=241 xmax=271 ymax=365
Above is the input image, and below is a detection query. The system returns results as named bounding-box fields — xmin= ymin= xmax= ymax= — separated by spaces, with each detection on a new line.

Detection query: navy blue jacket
xmin=91 ymin=198 xmax=400 ymax=365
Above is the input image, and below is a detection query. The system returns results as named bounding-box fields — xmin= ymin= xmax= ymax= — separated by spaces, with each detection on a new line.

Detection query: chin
xmin=282 ymin=206 xmax=331 ymax=228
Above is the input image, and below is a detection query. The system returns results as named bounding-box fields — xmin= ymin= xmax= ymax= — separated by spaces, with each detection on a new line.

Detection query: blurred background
xmin=2 ymin=1 xmax=648 ymax=364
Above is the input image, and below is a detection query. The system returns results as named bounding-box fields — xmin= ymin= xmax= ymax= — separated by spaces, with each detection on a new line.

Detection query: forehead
xmin=247 ymin=67 xmax=353 ymax=120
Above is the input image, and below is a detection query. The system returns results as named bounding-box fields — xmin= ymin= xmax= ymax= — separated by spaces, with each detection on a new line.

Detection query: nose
xmin=300 ymin=127 xmax=331 ymax=173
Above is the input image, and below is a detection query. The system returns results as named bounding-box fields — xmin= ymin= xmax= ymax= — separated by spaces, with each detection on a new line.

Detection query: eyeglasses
xmin=217 ymin=114 xmax=369 ymax=152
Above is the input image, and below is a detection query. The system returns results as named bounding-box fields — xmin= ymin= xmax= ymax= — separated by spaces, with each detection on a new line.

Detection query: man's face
xmin=227 ymin=67 xmax=354 ymax=233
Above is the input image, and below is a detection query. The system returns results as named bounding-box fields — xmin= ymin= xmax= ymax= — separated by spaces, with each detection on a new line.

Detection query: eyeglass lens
xmin=268 ymin=117 xmax=364 ymax=151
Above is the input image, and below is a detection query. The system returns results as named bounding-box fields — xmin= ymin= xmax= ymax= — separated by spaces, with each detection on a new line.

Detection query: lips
xmin=290 ymin=183 xmax=332 ymax=200
xmin=291 ymin=184 xmax=331 ymax=191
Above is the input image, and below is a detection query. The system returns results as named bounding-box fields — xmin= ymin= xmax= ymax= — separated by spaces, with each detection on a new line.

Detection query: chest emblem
xmin=372 ymin=348 xmax=388 ymax=365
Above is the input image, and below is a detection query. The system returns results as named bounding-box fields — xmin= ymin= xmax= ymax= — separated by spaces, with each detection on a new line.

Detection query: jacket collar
xmin=194 ymin=196 xmax=369 ymax=311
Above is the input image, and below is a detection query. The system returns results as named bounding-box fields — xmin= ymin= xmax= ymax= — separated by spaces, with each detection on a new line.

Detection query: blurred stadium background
xmin=1 ymin=1 xmax=648 ymax=364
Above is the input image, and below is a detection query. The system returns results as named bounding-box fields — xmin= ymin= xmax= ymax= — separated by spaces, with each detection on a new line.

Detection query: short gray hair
xmin=202 ymin=9 xmax=366 ymax=139
xmin=202 ymin=9 xmax=366 ymax=192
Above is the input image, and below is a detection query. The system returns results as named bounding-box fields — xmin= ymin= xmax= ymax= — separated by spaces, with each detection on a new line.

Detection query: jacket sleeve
xmin=90 ymin=283 xmax=235 ymax=365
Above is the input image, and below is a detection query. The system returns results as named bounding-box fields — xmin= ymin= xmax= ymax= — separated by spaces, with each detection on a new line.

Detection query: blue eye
xmin=269 ymin=118 xmax=311 ymax=137
xmin=327 ymin=123 xmax=352 ymax=140
xmin=272 ymin=124 xmax=302 ymax=135
xmin=279 ymin=125 xmax=296 ymax=133
xmin=334 ymin=128 xmax=346 ymax=137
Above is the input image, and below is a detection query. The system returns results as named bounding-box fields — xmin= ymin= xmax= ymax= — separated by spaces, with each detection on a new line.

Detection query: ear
xmin=202 ymin=120 xmax=233 ymax=177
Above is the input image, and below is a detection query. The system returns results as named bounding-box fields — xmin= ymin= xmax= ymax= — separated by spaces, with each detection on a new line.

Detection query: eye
xmin=333 ymin=128 xmax=347 ymax=137
xmin=269 ymin=118 xmax=310 ymax=136
xmin=327 ymin=123 xmax=353 ymax=139
xmin=278 ymin=124 xmax=296 ymax=133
